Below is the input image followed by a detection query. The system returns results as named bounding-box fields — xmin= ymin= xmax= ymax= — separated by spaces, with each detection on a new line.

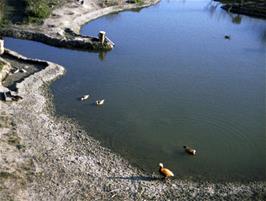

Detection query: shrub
xmin=25 ymin=0 xmax=50 ymax=23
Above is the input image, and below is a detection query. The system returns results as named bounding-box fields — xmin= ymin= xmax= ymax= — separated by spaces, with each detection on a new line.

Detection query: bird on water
xmin=159 ymin=163 xmax=174 ymax=178
xmin=96 ymin=99 xmax=105 ymax=106
xmin=183 ymin=146 xmax=196 ymax=155
xmin=224 ymin=35 xmax=231 ymax=40
xmin=80 ymin=94 xmax=90 ymax=101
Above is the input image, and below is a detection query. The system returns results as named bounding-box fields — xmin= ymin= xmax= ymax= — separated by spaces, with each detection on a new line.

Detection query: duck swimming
xmin=80 ymin=94 xmax=90 ymax=101
xmin=96 ymin=99 xmax=105 ymax=106
xmin=224 ymin=35 xmax=231 ymax=40
xmin=183 ymin=146 xmax=196 ymax=155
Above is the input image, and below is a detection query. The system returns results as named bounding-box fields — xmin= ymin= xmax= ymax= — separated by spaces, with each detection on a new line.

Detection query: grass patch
xmin=8 ymin=135 xmax=21 ymax=145
xmin=25 ymin=0 xmax=52 ymax=23
xmin=25 ymin=0 xmax=70 ymax=24
xmin=134 ymin=0 xmax=143 ymax=4
xmin=0 ymin=0 xmax=67 ymax=25
xmin=0 ymin=0 xmax=4 ymax=25
xmin=0 ymin=172 xmax=13 ymax=179
xmin=16 ymin=144 xmax=26 ymax=150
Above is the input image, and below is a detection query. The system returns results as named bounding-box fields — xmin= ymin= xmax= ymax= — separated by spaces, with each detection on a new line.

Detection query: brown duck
xmin=159 ymin=163 xmax=174 ymax=178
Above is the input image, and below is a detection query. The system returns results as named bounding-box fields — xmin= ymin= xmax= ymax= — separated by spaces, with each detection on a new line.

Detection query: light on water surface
xmin=5 ymin=0 xmax=266 ymax=182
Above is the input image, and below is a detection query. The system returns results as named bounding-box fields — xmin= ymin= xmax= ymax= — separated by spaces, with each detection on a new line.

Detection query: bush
xmin=26 ymin=0 xmax=50 ymax=21
xmin=25 ymin=0 xmax=63 ymax=23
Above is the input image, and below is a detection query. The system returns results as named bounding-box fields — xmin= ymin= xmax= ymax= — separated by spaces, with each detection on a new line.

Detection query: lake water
xmin=4 ymin=0 xmax=266 ymax=182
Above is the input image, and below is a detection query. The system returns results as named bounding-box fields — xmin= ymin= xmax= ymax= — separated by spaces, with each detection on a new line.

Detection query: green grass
xmin=0 ymin=0 xmax=67 ymax=25
xmin=0 ymin=1 xmax=4 ymax=24
xmin=25 ymin=0 xmax=62 ymax=23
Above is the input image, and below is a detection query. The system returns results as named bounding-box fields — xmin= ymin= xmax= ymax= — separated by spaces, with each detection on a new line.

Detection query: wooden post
xmin=98 ymin=31 xmax=106 ymax=45
xmin=0 ymin=38 xmax=4 ymax=55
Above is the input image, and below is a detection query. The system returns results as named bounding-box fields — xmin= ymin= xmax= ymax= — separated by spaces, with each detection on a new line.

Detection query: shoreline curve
xmin=0 ymin=0 xmax=265 ymax=199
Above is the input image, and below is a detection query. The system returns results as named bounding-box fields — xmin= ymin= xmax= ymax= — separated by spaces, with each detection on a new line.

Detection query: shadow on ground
xmin=107 ymin=175 xmax=163 ymax=182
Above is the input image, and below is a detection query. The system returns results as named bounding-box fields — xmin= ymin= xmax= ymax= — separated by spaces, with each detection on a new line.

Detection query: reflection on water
xmin=4 ymin=0 xmax=266 ymax=182
xmin=232 ymin=15 xmax=242 ymax=24
xmin=98 ymin=51 xmax=107 ymax=61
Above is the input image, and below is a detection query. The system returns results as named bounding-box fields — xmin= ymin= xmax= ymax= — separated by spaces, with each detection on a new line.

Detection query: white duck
xmin=20 ymin=68 xmax=27 ymax=73
xmin=14 ymin=68 xmax=19 ymax=73
xmin=96 ymin=99 xmax=105 ymax=106
xmin=80 ymin=94 xmax=90 ymax=101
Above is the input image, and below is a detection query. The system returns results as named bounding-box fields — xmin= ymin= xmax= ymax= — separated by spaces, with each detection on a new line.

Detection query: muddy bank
xmin=0 ymin=50 xmax=265 ymax=200
xmin=0 ymin=0 xmax=159 ymax=51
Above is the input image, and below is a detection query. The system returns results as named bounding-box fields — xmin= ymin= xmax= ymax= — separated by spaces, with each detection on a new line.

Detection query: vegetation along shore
xmin=216 ymin=0 xmax=266 ymax=19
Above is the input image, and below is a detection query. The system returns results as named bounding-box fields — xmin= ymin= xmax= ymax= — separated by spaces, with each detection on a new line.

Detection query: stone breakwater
xmin=0 ymin=50 xmax=265 ymax=200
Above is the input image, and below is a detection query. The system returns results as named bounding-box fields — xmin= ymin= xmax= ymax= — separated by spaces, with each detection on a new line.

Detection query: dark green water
xmin=5 ymin=0 xmax=266 ymax=182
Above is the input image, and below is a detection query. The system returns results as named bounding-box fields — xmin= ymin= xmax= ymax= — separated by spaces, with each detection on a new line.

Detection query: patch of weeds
xmin=16 ymin=144 xmax=26 ymax=151
xmin=100 ymin=0 xmax=123 ymax=7
xmin=8 ymin=135 xmax=21 ymax=146
xmin=134 ymin=0 xmax=143 ymax=5
xmin=126 ymin=0 xmax=143 ymax=4
xmin=0 ymin=60 xmax=4 ymax=72
xmin=0 ymin=172 xmax=12 ymax=179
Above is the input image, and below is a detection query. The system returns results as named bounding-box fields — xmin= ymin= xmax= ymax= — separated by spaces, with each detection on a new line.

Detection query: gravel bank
xmin=0 ymin=0 xmax=265 ymax=199
xmin=0 ymin=50 xmax=265 ymax=200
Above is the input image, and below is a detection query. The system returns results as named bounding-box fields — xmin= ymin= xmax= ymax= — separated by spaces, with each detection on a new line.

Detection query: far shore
xmin=0 ymin=0 xmax=266 ymax=200
xmin=216 ymin=0 xmax=266 ymax=19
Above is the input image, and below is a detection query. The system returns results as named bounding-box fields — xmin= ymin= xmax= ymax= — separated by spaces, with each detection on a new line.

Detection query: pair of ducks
xmin=159 ymin=146 xmax=196 ymax=178
xmin=14 ymin=68 xmax=27 ymax=74
xmin=80 ymin=94 xmax=105 ymax=106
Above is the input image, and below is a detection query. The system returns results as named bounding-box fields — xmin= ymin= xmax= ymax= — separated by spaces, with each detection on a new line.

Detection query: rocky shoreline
xmin=0 ymin=49 xmax=265 ymax=201
xmin=0 ymin=0 xmax=266 ymax=200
